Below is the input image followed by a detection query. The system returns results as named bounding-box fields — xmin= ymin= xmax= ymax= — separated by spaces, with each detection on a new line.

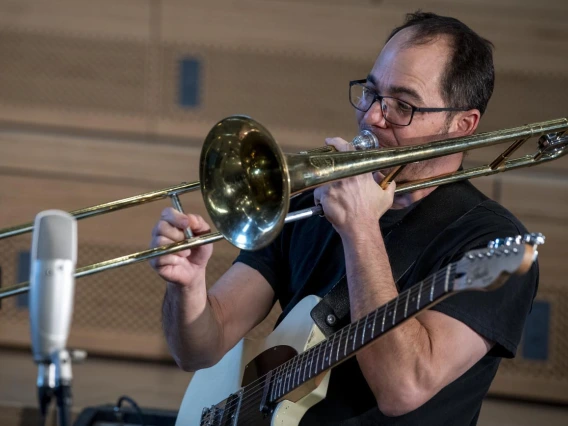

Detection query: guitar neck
xmin=267 ymin=263 xmax=458 ymax=403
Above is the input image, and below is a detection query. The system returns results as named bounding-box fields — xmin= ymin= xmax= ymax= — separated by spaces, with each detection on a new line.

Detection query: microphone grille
xmin=33 ymin=211 xmax=77 ymax=262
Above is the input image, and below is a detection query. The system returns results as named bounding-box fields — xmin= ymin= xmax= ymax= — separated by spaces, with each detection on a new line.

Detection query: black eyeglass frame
xmin=349 ymin=79 xmax=470 ymax=126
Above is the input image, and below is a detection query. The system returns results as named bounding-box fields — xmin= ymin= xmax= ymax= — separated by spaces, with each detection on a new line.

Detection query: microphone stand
xmin=53 ymin=349 xmax=73 ymax=426
xmin=37 ymin=362 xmax=56 ymax=425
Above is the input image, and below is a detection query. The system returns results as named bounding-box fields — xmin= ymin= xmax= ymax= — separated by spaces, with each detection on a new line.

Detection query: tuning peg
xmin=523 ymin=233 xmax=545 ymax=246
xmin=488 ymin=237 xmax=514 ymax=248
xmin=488 ymin=238 xmax=503 ymax=249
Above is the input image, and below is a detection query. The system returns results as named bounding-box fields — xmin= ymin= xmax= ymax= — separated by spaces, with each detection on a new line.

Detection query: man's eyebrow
xmin=365 ymin=74 xmax=424 ymax=104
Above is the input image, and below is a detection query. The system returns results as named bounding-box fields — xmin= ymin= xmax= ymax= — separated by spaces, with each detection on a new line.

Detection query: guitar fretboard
xmin=267 ymin=263 xmax=457 ymax=402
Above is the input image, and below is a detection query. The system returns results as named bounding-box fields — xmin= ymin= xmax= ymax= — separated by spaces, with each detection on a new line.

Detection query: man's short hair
xmin=387 ymin=11 xmax=495 ymax=116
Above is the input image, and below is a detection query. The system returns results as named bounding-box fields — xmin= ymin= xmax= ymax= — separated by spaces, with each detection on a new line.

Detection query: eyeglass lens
xmin=350 ymin=84 xmax=413 ymax=126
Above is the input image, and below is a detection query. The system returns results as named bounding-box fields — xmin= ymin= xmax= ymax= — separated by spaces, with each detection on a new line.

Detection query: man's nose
xmin=363 ymin=99 xmax=388 ymax=128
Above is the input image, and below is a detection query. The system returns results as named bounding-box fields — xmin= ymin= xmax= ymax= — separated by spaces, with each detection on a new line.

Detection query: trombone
xmin=0 ymin=115 xmax=566 ymax=300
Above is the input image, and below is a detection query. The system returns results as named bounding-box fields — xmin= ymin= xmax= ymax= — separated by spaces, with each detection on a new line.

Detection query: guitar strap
xmin=310 ymin=180 xmax=487 ymax=337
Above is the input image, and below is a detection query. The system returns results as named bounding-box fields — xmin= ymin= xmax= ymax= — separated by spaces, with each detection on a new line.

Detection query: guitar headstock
xmin=454 ymin=233 xmax=544 ymax=292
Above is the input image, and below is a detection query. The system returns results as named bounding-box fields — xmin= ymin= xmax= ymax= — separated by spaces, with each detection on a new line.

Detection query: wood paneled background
xmin=0 ymin=0 xmax=566 ymax=404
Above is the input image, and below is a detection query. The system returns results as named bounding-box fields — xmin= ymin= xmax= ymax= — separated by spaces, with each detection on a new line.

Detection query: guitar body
xmin=176 ymin=295 xmax=331 ymax=426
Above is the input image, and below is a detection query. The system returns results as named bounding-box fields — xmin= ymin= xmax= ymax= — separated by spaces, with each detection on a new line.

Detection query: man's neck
xmin=391 ymin=186 xmax=437 ymax=209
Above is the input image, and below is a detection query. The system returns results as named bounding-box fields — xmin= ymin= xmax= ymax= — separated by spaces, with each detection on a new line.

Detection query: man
xmin=150 ymin=12 xmax=538 ymax=425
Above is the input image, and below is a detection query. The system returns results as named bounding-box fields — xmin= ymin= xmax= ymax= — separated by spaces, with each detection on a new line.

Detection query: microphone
xmin=29 ymin=210 xmax=77 ymax=425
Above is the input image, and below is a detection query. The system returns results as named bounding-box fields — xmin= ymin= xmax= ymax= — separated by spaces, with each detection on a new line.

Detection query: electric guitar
xmin=176 ymin=233 xmax=544 ymax=426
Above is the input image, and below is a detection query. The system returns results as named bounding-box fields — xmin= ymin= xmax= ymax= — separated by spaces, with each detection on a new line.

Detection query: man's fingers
xmin=187 ymin=214 xmax=211 ymax=235
xmin=325 ymin=137 xmax=352 ymax=152
xmin=385 ymin=180 xmax=397 ymax=197
xmin=160 ymin=207 xmax=189 ymax=229
xmin=149 ymin=253 xmax=186 ymax=269
xmin=152 ymin=220 xmax=186 ymax=242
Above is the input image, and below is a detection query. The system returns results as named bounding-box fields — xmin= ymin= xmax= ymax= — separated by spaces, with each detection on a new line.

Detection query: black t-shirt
xmin=235 ymin=182 xmax=539 ymax=425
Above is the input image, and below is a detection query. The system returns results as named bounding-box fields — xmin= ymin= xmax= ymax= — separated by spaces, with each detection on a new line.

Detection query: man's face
xmin=357 ymin=28 xmax=459 ymax=182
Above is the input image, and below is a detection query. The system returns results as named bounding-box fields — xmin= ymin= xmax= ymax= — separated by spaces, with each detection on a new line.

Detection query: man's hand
xmin=149 ymin=208 xmax=214 ymax=287
xmin=313 ymin=137 xmax=396 ymax=239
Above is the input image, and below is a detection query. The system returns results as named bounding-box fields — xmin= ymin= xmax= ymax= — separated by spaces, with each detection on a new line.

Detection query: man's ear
xmin=454 ymin=109 xmax=481 ymax=135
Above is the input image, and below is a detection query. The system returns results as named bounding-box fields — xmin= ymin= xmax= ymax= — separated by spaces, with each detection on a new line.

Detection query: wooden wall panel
xmin=160 ymin=0 xmax=568 ymax=74
xmin=0 ymin=0 xmax=151 ymax=39
xmin=0 ymin=131 xmax=201 ymax=186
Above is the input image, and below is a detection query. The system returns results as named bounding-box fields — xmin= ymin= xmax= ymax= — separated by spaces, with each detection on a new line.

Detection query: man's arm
xmin=162 ymin=262 xmax=275 ymax=371
xmin=343 ymin=228 xmax=493 ymax=416
xmin=313 ymin=138 xmax=494 ymax=417
xmin=151 ymin=207 xmax=275 ymax=372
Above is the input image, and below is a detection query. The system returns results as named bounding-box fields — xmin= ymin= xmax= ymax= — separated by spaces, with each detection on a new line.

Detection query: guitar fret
xmin=284 ymin=358 xmax=292 ymax=394
xmin=291 ymin=356 xmax=297 ymax=393
xmin=296 ymin=354 xmax=302 ymax=387
xmin=381 ymin=302 xmax=387 ymax=332
xmin=292 ymin=356 xmax=298 ymax=391
xmin=352 ymin=320 xmax=358 ymax=351
xmin=430 ymin=275 xmax=435 ymax=302
xmin=344 ymin=323 xmax=351 ymax=357
xmin=392 ymin=295 xmax=399 ymax=325
xmin=271 ymin=367 xmax=278 ymax=401
xmin=321 ymin=333 xmax=335 ymax=371
xmin=362 ymin=314 xmax=368 ymax=345
xmin=309 ymin=348 xmax=316 ymax=378
xmin=326 ymin=333 xmax=334 ymax=369
xmin=444 ymin=264 xmax=451 ymax=292
xmin=276 ymin=365 xmax=284 ymax=400
xmin=278 ymin=365 xmax=286 ymax=400
xmin=330 ymin=335 xmax=336 ymax=366
xmin=303 ymin=349 xmax=310 ymax=383
xmin=336 ymin=327 xmax=343 ymax=361
xmin=371 ymin=309 xmax=378 ymax=338
xmin=295 ymin=352 xmax=302 ymax=387
xmin=404 ymin=289 xmax=410 ymax=318
xmin=417 ymin=280 xmax=423 ymax=310
xmin=286 ymin=357 xmax=292 ymax=394
xmin=314 ymin=340 xmax=322 ymax=376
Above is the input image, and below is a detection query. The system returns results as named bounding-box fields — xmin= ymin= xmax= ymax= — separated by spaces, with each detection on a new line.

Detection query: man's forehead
xmin=368 ymin=31 xmax=450 ymax=100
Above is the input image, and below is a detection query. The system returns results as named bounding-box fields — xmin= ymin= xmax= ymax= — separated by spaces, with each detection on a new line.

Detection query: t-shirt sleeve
xmin=233 ymin=243 xmax=282 ymax=302
xmin=424 ymin=204 xmax=539 ymax=359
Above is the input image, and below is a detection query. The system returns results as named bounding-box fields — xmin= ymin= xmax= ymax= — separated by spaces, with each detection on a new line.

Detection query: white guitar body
xmin=176 ymin=295 xmax=330 ymax=426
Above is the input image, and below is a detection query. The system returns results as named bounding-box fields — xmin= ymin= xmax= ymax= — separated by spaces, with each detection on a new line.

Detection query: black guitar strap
xmin=310 ymin=180 xmax=487 ymax=337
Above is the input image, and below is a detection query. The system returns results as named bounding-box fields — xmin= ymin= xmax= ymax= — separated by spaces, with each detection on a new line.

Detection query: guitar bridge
xmin=200 ymin=389 xmax=244 ymax=426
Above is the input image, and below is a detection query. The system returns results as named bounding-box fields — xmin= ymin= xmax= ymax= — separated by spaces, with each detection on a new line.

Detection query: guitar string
xmin=199 ymin=266 xmax=455 ymax=424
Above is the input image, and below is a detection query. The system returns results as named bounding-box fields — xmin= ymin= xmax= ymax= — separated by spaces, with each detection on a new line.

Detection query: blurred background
xmin=0 ymin=0 xmax=567 ymax=424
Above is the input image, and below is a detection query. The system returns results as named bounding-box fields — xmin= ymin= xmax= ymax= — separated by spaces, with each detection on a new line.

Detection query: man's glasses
xmin=349 ymin=79 xmax=469 ymax=126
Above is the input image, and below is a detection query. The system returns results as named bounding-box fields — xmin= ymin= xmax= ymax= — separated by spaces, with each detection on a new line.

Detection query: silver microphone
xmin=29 ymin=210 xmax=77 ymax=424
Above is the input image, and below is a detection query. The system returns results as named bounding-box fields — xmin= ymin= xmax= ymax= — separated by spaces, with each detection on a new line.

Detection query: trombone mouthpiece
xmin=352 ymin=130 xmax=379 ymax=151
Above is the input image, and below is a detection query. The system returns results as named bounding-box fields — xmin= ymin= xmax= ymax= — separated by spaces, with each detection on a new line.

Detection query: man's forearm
xmin=162 ymin=281 xmax=224 ymax=371
xmin=342 ymin=228 xmax=435 ymax=416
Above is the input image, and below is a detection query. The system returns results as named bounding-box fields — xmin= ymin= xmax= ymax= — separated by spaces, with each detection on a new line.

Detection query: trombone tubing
xmin=285 ymin=118 xmax=568 ymax=194
xmin=0 ymin=181 xmax=200 ymax=240
xmin=0 ymin=206 xmax=323 ymax=299
xmin=396 ymin=134 xmax=568 ymax=194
